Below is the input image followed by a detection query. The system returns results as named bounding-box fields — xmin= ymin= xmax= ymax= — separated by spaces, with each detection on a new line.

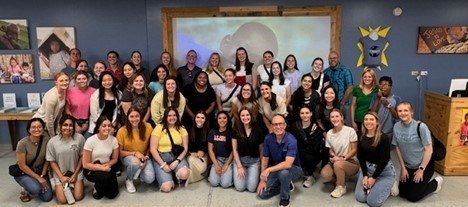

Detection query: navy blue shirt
xmin=207 ymin=129 xmax=232 ymax=158
xmin=263 ymin=132 xmax=301 ymax=167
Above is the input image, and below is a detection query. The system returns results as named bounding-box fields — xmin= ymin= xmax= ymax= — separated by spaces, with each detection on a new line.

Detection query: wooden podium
xmin=424 ymin=91 xmax=468 ymax=175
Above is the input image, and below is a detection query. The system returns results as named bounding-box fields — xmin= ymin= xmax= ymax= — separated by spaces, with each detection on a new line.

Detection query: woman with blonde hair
xmin=205 ymin=52 xmax=225 ymax=90
xmin=33 ymin=72 xmax=69 ymax=136
xmin=350 ymin=68 xmax=378 ymax=133
xmin=355 ymin=111 xmax=395 ymax=206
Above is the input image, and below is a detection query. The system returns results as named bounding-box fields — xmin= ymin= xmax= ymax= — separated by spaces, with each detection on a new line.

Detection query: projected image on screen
xmin=173 ymin=16 xmax=331 ymax=74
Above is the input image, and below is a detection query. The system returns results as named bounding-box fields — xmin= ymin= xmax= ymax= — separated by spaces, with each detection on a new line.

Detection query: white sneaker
xmin=434 ymin=175 xmax=443 ymax=193
xmin=125 ymin=179 xmax=136 ymax=193
xmin=330 ymin=185 xmax=346 ymax=198
xmin=302 ymin=176 xmax=315 ymax=188
xmin=391 ymin=179 xmax=399 ymax=196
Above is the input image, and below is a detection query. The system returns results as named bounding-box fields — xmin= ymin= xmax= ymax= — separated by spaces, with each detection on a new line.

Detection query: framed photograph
xmin=0 ymin=54 xmax=35 ymax=84
xmin=417 ymin=26 xmax=468 ymax=54
xmin=36 ymin=27 xmax=75 ymax=80
xmin=0 ymin=19 xmax=30 ymax=50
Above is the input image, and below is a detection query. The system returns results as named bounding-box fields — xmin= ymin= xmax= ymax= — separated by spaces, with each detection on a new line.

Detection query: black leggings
xmin=399 ymin=161 xmax=437 ymax=202
xmin=84 ymin=169 xmax=119 ymax=199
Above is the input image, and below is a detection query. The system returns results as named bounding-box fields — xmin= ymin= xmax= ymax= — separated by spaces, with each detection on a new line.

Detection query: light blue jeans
xmin=233 ymin=156 xmax=260 ymax=192
xmin=14 ymin=174 xmax=53 ymax=202
xmin=258 ymin=165 xmax=302 ymax=200
xmin=208 ymin=157 xmax=233 ymax=188
xmin=355 ymin=161 xmax=396 ymax=207
xmin=122 ymin=155 xmax=155 ymax=184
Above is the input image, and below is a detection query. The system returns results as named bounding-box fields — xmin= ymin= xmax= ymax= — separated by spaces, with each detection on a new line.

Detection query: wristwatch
xmin=418 ymin=166 xmax=425 ymax=171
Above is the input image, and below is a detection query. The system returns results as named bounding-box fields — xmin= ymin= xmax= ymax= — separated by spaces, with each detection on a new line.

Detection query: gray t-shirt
xmin=370 ymin=94 xmax=401 ymax=134
xmin=46 ymin=133 xmax=85 ymax=182
xmin=392 ymin=120 xmax=432 ymax=169
xmin=16 ymin=135 xmax=50 ymax=169
xmin=83 ymin=134 xmax=118 ymax=163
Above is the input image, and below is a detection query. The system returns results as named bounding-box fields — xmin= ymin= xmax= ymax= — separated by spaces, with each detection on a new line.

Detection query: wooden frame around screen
xmin=161 ymin=5 xmax=342 ymax=55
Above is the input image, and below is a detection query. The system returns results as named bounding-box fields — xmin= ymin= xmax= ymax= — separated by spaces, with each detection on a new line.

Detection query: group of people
xmin=12 ymin=48 xmax=443 ymax=207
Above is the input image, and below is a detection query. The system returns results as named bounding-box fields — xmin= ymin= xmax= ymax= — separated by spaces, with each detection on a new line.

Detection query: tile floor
xmin=0 ymin=145 xmax=467 ymax=207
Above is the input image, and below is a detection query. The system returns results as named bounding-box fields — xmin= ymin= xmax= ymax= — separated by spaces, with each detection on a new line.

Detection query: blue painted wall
xmin=1 ymin=0 xmax=467 ymax=144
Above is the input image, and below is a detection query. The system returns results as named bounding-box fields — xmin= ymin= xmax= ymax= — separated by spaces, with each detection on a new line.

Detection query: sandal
xmin=20 ymin=191 xmax=31 ymax=202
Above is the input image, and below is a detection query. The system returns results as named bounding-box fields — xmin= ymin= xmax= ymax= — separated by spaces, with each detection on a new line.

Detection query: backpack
xmin=417 ymin=122 xmax=446 ymax=161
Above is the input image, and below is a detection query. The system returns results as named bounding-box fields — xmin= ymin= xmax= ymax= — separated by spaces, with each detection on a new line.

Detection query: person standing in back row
xmin=323 ymin=51 xmax=353 ymax=107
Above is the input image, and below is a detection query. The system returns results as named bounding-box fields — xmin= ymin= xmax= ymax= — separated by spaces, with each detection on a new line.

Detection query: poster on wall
xmin=0 ymin=54 xmax=35 ymax=83
xmin=356 ymin=26 xmax=390 ymax=69
xmin=0 ymin=19 xmax=30 ymax=50
xmin=36 ymin=27 xmax=75 ymax=80
xmin=417 ymin=26 xmax=468 ymax=54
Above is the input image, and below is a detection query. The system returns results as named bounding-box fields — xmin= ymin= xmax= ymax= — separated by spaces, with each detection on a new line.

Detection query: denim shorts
xmin=152 ymin=152 xmax=189 ymax=187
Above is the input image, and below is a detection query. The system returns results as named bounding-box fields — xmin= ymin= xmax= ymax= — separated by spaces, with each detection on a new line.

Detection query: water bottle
xmin=133 ymin=164 xmax=143 ymax=180
xmin=63 ymin=183 xmax=75 ymax=204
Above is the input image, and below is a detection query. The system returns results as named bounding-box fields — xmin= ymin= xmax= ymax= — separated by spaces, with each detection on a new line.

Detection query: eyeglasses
xmin=271 ymin=122 xmax=285 ymax=127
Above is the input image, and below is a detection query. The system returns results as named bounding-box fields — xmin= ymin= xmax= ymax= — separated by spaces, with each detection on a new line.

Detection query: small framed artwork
xmin=417 ymin=26 xmax=468 ymax=54
xmin=0 ymin=54 xmax=35 ymax=84
xmin=36 ymin=27 xmax=75 ymax=80
xmin=0 ymin=19 xmax=30 ymax=50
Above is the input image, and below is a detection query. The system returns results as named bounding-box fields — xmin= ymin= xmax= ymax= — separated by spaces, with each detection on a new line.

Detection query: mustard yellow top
xmin=116 ymin=122 xmax=153 ymax=154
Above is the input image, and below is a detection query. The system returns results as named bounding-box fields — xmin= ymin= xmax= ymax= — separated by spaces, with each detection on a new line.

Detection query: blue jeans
xmin=152 ymin=152 xmax=189 ymax=188
xmin=122 ymin=155 xmax=155 ymax=184
xmin=14 ymin=174 xmax=53 ymax=202
xmin=355 ymin=161 xmax=395 ymax=207
xmin=208 ymin=157 xmax=233 ymax=188
xmin=258 ymin=165 xmax=302 ymax=200
xmin=233 ymin=156 xmax=260 ymax=192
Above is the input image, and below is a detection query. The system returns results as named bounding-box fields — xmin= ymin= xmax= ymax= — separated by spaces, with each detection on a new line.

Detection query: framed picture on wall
xmin=161 ymin=6 xmax=342 ymax=73
xmin=0 ymin=19 xmax=30 ymax=50
xmin=36 ymin=27 xmax=75 ymax=80
xmin=417 ymin=26 xmax=468 ymax=54
xmin=0 ymin=54 xmax=35 ymax=83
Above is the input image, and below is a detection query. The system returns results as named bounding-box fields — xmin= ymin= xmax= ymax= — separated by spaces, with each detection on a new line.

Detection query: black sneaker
xmin=279 ymin=197 xmax=290 ymax=207
xmin=115 ymin=170 xmax=122 ymax=177
xmin=289 ymin=181 xmax=295 ymax=192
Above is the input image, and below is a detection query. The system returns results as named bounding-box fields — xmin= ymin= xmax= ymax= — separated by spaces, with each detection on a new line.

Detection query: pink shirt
xmin=461 ymin=122 xmax=468 ymax=136
xmin=66 ymin=87 xmax=96 ymax=119
xmin=8 ymin=65 xmax=21 ymax=74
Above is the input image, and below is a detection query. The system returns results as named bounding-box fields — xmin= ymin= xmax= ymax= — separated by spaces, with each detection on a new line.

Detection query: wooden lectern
xmin=424 ymin=91 xmax=468 ymax=175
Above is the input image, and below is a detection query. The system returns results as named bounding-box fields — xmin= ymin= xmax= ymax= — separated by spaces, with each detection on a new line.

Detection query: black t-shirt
xmin=233 ymin=125 xmax=265 ymax=158
xmin=357 ymin=133 xmax=391 ymax=179
xmin=101 ymin=99 xmax=116 ymax=121
xmin=121 ymin=89 xmax=154 ymax=116
xmin=207 ymin=129 xmax=232 ymax=158
xmin=312 ymin=73 xmax=330 ymax=92
xmin=182 ymin=84 xmax=216 ymax=113
xmin=189 ymin=127 xmax=208 ymax=153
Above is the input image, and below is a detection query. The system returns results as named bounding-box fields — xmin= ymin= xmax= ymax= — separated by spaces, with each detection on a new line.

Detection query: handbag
xmin=417 ymin=122 xmax=447 ymax=161
xmin=9 ymin=136 xmax=44 ymax=177
xmin=167 ymin=128 xmax=185 ymax=157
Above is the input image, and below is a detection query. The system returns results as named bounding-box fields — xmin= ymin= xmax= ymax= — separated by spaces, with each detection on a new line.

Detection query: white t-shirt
xmin=271 ymin=79 xmax=291 ymax=101
xmin=216 ymin=84 xmax=241 ymax=111
xmin=256 ymin=65 xmax=271 ymax=83
xmin=326 ymin=126 xmax=358 ymax=160
xmin=83 ymin=134 xmax=118 ymax=163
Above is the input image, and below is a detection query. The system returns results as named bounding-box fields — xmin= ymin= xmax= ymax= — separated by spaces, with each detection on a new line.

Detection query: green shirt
xmin=352 ymin=85 xmax=378 ymax=122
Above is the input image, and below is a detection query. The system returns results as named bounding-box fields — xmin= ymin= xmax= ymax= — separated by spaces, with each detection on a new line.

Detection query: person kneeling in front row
xmin=257 ymin=114 xmax=302 ymax=207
